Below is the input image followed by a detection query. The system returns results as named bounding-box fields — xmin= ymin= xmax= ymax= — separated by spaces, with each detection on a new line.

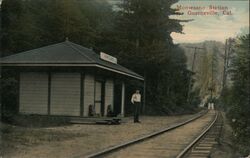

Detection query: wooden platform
xmin=69 ymin=117 xmax=124 ymax=125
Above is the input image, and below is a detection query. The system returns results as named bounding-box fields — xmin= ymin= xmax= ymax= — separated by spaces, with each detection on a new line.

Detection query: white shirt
xmin=131 ymin=93 xmax=141 ymax=104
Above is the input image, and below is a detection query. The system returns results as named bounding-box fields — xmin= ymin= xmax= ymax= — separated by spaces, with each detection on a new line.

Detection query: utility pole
xmin=210 ymin=43 xmax=221 ymax=102
xmin=222 ymin=39 xmax=228 ymax=90
xmin=211 ymin=54 xmax=214 ymax=100
xmin=222 ymin=38 xmax=235 ymax=91
xmin=186 ymin=46 xmax=205 ymax=103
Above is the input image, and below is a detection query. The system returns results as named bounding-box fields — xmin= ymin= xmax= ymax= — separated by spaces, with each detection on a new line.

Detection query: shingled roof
xmin=0 ymin=40 xmax=144 ymax=80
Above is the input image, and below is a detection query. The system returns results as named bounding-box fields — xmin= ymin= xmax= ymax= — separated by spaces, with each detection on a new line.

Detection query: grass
xmin=0 ymin=115 xmax=87 ymax=156
xmin=2 ymin=114 xmax=71 ymax=128
xmin=210 ymin=112 xmax=242 ymax=158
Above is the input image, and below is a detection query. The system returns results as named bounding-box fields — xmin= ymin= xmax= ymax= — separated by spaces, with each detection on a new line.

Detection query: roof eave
xmin=0 ymin=63 xmax=144 ymax=81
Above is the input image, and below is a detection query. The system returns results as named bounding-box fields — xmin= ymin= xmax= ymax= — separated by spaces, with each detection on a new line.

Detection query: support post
xmin=17 ymin=72 xmax=20 ymax=114
xmin=143 ymin=72 xmax=146 ymax=114
xmin=48 ymin=72 xmax=51 ymax=115
xmin=80 ymin=73 xmax=85 ymax=117
xmin=121 ymin=82 xmax=125 ymax=117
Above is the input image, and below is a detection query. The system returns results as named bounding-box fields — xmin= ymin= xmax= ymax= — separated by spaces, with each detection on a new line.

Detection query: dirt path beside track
xmin=1 ymin=112 xmax=203 ymax=158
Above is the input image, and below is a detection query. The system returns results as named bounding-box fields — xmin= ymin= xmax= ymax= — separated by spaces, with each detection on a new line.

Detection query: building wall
xmin=50 ymin=73 xmax=81 ymax=116
xmin=19 ymin=72 xmax=48 ymax=114
xmin=105 ymin=79 xmax=114 ymax=116
xmin=83 ymin=74 xmax=95 ymax=116
xmin=19 ymin=72 xmax=115 ymax=117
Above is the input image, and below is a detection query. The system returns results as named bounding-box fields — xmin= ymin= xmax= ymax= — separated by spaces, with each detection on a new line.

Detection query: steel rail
xmin=75 ymin=110 xmax=208 ymax=158
xmin=176 ymin=111 xmax=218 ymax=158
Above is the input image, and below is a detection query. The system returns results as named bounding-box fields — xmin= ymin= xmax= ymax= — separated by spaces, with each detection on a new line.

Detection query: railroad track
xmin=74 ymin=110 xmax=220 ymax=158
xmin=177 ymin=112 xmax=223 ymax=158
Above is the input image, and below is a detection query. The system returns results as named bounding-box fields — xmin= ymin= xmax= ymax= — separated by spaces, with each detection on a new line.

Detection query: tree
xmin=1 ymin=0 xmax=24 ymax=55
xmin=225 ymin=34 xmax=250 ymax=156
xmin=110 ymin=0 xmax=191 ymax=114
xmin=0 ymin=0 xmax=114 ymax=55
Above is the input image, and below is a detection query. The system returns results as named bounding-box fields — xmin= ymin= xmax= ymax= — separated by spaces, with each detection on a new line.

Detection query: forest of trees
xmin=220 ymin=34 xmax=250 ymax=156
xmin=0 ymin=0 xmax=195 ymax=116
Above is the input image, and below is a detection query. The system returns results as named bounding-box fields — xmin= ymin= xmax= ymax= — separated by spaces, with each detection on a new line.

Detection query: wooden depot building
xmin=0 ymin=40 xmax=144 ymax=117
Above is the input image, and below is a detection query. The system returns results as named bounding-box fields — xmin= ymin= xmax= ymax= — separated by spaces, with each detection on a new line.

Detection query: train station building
xmin=0 ymin=40 xmax=144 ymax=117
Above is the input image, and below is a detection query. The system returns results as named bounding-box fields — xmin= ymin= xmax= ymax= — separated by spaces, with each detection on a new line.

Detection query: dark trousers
xmin=134 ymin=102 xmax=140 ymax=122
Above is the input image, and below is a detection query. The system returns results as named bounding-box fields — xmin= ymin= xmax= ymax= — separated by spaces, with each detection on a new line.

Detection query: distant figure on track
xmin=131 ymin=90 xmax=141 ymax=123
xmin=208 ymin=102 xmax=215 ymax=110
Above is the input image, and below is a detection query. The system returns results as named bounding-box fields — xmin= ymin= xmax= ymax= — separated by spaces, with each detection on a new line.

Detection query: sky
xmin=170 ymin=0 xmax=249 ymax=43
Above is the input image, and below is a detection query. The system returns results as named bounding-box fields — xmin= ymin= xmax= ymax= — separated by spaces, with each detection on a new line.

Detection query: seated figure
xmin=107 ymin=105 xmax=116 ymax=117
xmin=88 ymin=104 xmax=95 ymax=117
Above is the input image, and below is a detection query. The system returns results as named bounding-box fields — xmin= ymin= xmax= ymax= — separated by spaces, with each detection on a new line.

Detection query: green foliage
xmin=109 ymin=0 xmax=193 ymax=114
xmin=221 ymin=34 xmax=250 ymax=156
xmin=1 ymin=0 xmax=113 ymax=56
xmin=0 ymin=69 xmax=19 ymax=118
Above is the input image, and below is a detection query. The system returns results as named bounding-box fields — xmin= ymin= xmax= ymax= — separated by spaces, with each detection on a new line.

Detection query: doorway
xmin=113 ymin=83 xmax=122 ymax=116
xmin=94 ymin=80 xmax=105 ymax=116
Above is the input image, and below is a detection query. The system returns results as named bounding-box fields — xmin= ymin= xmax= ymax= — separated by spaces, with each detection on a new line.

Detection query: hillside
xmin=179 ymin=41 xmax=225 ymax=102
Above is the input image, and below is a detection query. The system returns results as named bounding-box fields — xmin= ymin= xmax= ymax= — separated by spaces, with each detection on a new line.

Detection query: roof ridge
xmin=65 ymin=41 xmax=96 ymax=63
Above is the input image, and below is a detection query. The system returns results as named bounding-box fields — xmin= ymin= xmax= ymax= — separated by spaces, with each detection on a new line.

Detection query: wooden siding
xmin=94 ymin=81 xmax=102 ymax=115
xmin=50 ymin=73 xmax=80 ymax=116
xmin=83 ymin=74 xmax=95 ymax=116
xmin=105 ymin=79 xmax=114 ymax=116
xmin=19 ymin=72 xmax=48 ymax=114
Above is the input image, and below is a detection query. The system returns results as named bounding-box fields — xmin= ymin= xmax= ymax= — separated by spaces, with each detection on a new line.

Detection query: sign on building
xmin=100 ymin=52 xmax=117 ymax=64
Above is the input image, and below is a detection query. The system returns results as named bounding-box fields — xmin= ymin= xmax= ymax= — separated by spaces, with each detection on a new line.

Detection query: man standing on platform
xmin=131 ymin=90 xmax=141 ymax=123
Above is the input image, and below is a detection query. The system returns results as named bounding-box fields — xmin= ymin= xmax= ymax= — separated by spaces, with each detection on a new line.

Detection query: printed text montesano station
xmin=176 ymin=5 xmax=229 ymax=10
